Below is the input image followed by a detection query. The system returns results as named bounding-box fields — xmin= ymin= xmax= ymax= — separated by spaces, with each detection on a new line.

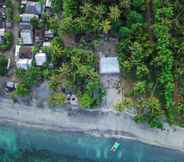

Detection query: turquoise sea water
xmin=0 ymin=123 xmax=183 ymax=162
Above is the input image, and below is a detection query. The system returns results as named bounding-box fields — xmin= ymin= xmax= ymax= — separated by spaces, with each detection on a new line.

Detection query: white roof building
xmin=100 ymin=57 xmax=120 ymax=74
xmin=35 ymin=52 xmax=47 ymax=66
xmin=16 ymin=59 xmax=32 ymax=70
xmin=20 ymin=29 xmax=33 ymax=45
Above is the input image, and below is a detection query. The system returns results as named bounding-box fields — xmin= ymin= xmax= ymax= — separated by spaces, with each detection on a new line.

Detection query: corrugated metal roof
xmin=100 ymin=57 xmax=120 ymax=74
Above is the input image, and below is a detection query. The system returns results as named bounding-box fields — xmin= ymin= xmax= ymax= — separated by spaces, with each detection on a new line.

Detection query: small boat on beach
xmin=111 ymin=142 xmax=120 ymax=152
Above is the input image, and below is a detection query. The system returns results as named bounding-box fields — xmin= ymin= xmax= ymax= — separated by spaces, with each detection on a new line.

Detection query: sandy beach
xmin=0 ymin=97 xmax=184 ymax=152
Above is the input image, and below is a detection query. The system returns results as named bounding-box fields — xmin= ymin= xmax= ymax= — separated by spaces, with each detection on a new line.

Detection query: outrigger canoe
xmin=111 ymin=142 xmax=120 ymax=152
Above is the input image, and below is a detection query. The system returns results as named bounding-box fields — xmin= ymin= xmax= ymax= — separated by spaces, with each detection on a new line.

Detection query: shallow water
xmin=0 ymin=123 xmax=183 ymax=162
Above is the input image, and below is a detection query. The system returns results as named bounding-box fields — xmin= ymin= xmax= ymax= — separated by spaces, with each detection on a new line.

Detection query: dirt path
xmin=8 ymin=0 xmax=19 ymax=67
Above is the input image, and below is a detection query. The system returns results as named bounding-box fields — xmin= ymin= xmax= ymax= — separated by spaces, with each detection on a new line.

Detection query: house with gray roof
xmin=20 ymin=29 xmax=33 ymax=45
xmin=25 ymin=1 xmax=43 ymax=15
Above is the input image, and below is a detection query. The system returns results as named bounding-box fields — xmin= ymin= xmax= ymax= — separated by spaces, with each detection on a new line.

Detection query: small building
xmin=15 ymin=45 xmax=33 ymax=70
xmin=16 ymin=59 xmax=32 ymax=70
xmin=19 ymin=46 xmax=33 ymax=59
xmin=100 ymin=57 xmax=120 ymax=74
xmin=25 ymin=1 xmax=42 ymax=15
xmin=35 ymin=52 xmax=47 ymax=66
xmin=20 ymin=29 xmax=33 ymax=45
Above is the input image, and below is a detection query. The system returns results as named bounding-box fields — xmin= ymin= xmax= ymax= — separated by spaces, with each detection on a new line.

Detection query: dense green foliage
xmin=49 ymin=92 xmax=66 ymax=106
xmin=48 ymin=39 xmax=105 ymax=108
xmin=13 ymin=0 xmax=184 ymax=124
xmin=0 ymin=32 xmax=13 ymax=50
xmin=5 ymin=0 xmax=13 ymax=21
xmin=0 ymin=55 xmax=8 ymax=76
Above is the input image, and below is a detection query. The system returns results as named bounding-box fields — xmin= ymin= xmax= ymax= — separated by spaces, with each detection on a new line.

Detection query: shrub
xmin=115 ymin=98 xmax=134 ymax=112
xmin=5 ymin=0 xmax=13 ymax=21
xmin=16 ymin=83 xmax=30 ymax=96
xmin=119 ymin=27 xmax=130 ymax=38
xmin=132 ymin=0 xmax=145 ymax=8
xmin=127 ymin=11 xmax=144 ymax=25
xmin=49 ymin=92 xmax=66 ymax=106
xmin=79 ymin=93 xmax=93 ymax=108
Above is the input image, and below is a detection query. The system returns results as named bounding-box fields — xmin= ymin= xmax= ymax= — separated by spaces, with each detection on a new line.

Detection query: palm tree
xmin=109 ymin=5 xmax=121 ymax=21
xmin=75 ymin=17 xmax=87 ymax=33
xmin=94 ymin=4 xmax=106 ymax=19
xmin=80 ymin=2 xmax=93 ymax=17
xmin=101 ymin=19 xmax=111 ymax=34
xmin=119 ymin=0 xmax=131 ymax=9
xmin=91 ymin=18 xmax=101 ymax=33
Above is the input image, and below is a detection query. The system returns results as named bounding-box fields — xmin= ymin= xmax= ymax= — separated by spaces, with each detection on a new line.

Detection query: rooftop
xmin=35 ymin=52 xmax=47 ymax=66
xmin=25 ymin=1 xmax=42 ymax=15
xmin=19 ymin=46 xmax=33 ymax=59
xmin=20 ymin=29 xmax=33 ymax=45
xmin=100 ymin=57 xmax=120 ymax=74
xmin=16 ymin=59 xmax=32 ymax=70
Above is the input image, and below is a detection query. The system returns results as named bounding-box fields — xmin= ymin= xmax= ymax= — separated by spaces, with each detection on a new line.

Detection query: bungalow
xmin=35 ymin=52 xmax=47 ymax=66
xmin=100 ymin=57 xmax=120 ymax=74
xmin=20 ymin=29 xmax=33 ymax=45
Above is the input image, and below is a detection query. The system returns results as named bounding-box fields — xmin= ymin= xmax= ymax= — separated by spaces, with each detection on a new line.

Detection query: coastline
xmin=0 ymin=97 xmax=184 ymax=153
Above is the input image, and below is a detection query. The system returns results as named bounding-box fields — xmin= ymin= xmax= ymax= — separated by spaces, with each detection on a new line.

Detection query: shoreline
xmin=0 ymin=97 xmax=184 ymax=153
xmin=0 ymin=117 xmax=182 ymax=153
